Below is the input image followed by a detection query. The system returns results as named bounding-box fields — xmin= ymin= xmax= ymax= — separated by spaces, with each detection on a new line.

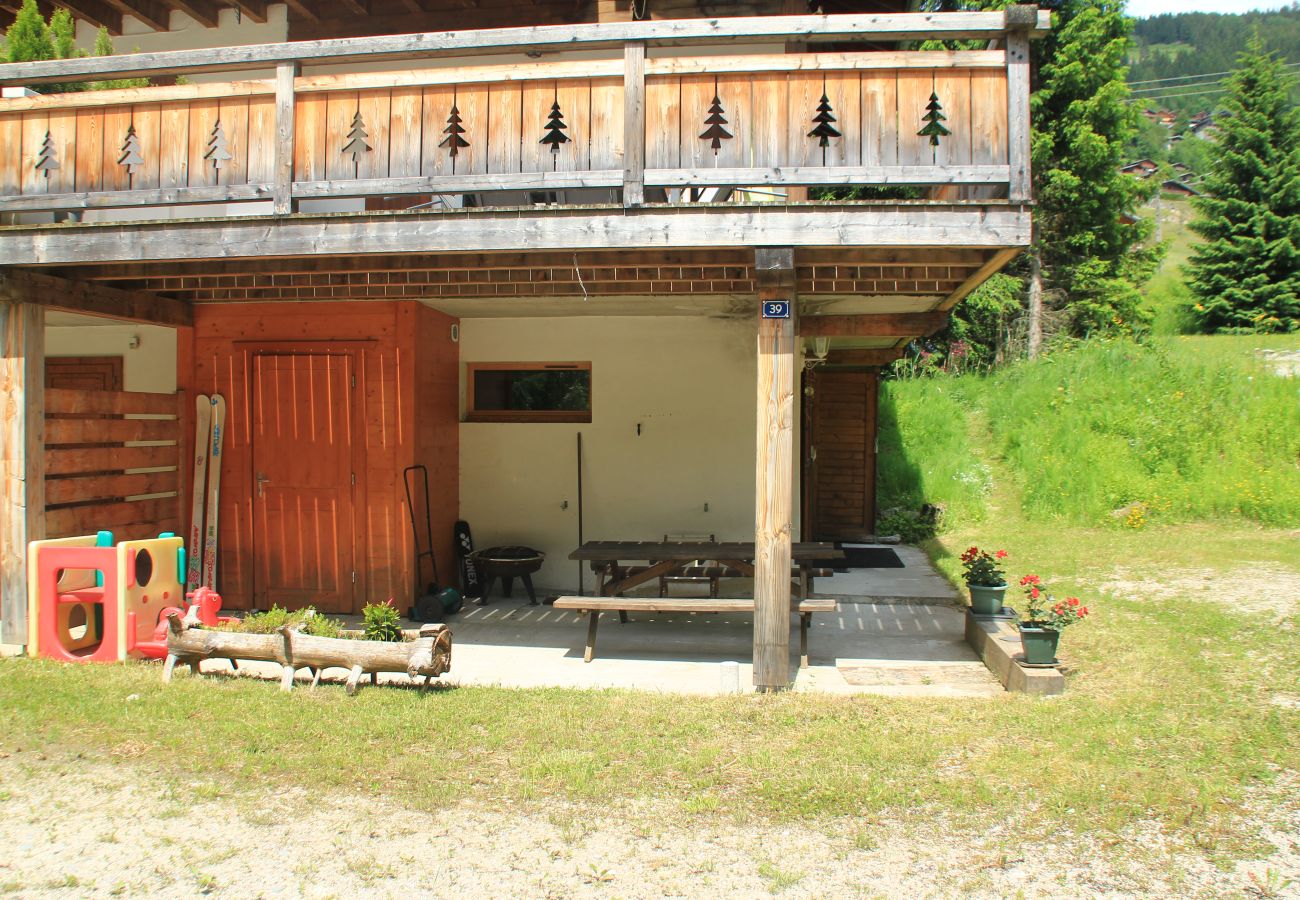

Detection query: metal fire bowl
xmin=472 ymin=546 xmax=545 ymax=578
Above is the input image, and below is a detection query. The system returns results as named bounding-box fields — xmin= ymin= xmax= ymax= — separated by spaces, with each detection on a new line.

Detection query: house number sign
xmin=761 ymin=300 xmax=791 ymax=319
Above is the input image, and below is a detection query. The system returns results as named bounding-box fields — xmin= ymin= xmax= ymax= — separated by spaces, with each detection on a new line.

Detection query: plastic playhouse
xmin=26 ymin=531 xmax=229 ymax=662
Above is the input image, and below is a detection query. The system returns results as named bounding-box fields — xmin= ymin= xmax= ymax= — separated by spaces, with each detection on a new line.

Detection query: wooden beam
xmin=0 ymin=270 xmax=192 ymax=326
xmin=0 ymin=205 xmax=1034 ymax=266
xmin=158 ymin=0 xmax=221 ymax=28
xmin=58 ymin=0 xmax=124 ymax=34
xmin=102 ymin=0 xmax=173 ymax=31
xmin=824 ymin=348 xmax=906 ymax=367
xmin=332 ymin=0 xmax=367 ymax=13
xmin=223 ymin=0 xmax=267 ymax=23
xmin=0 ymin=12 xmax=1052 ymax=85
xmin=273 ymin=62 xmax=297 ymax=216
xmin=799 ymin=312 xmax=949 ymax=338
xmin=1006 ymin=27 xmax=1032 ymax=203
xmin=753 ymin=247 xmax=796 ymax=691
xmin=623 ymin=42 xmax=645 ymax=208
xmin=939 ymin=247 xmax=1022 ymax=311
xmin=0 ymin=300 xmax=44 ymax=646
xmin=280 ymin=0 xmax=319 ymax=22
xmin=646 ymin=166 xmax=1012 ymax=187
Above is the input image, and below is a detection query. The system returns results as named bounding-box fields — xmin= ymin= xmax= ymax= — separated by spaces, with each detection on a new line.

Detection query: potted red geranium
xmin=1017 ymin=574 xmax=1089 ymax=665
xmin=960 ymin=546 xmax=1009 ymax=615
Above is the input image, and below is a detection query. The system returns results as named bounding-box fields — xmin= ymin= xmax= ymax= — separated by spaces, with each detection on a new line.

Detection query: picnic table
xmin=568 ymin=540 xmax=842 ymax=598
xmin=558 ymin=540 xmax=844 ymax=666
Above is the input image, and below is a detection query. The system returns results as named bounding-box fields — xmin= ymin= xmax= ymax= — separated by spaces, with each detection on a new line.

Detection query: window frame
xmin=464 ymin=361 xmax=593 ymax=423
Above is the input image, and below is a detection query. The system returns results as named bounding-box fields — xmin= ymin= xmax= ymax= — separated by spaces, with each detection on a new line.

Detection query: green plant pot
xmin=967 ymin=583 xmax=1008 ymax=615
xmin=1019 ymin=625 xmax=1061 ymax=665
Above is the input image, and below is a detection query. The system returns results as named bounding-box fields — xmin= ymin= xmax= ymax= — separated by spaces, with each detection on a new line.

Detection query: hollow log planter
xmin=162 ymin=613 xmax=452 ymax=694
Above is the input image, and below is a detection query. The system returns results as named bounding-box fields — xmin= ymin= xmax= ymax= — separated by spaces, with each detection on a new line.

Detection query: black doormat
xmin=812 ymin=546 xmax=905 ymax=572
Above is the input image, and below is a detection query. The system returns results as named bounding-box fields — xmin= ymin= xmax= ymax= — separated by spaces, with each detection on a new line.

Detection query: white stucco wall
xmin=458 ymin=314 xmax=803 ymax=593
xmin=45 ymin=321 xmax=177 ymax=393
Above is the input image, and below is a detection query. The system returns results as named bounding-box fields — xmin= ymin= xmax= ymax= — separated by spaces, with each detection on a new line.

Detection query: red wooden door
xmin=252 ymin=351 xmax=357 ymax=613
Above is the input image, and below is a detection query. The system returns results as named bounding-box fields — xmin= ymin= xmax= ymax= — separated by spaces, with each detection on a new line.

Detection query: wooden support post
xmin=273 ymin=62 xmax=298 ymax=216
xmin=0 ymin=300 xmax=44 ymax=647
xmin=623 ymin=43 xmax=646 ymax=208
xmin=752 ymin=247 xmax=796 ymax=692
xmin=1006 ymin=26 xmax=1032 ymax=203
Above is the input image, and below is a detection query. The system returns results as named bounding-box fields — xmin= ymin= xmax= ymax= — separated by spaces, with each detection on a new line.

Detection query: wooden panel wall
xmin=186 ymin=301 xmax=458 ymax=613
xmin=43 ymin=387 xmax=183 ymax=541
xmin=646 ymin=68 xmax=1006 ymax=171
xmin=2 ymin=66 xmax=1007 ymax=198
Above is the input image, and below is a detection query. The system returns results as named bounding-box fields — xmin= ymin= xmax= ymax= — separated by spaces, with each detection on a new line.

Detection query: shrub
xmin=362 ymin=600 xmax=403 ymax=642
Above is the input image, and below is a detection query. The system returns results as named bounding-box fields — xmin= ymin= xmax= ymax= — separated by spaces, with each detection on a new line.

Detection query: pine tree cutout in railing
xmin=539 ymin=101 xmax=570 ymax=152
xmin=34 ymin=130 xmax=60 ymax=178
xmin=342 ymin=110 xmax=371 ymax=164
xmin=118 ymin=123 xmax=144 ymax=177
xmin=440 ymin=104 xmax=470 ymax=158
xmin=699 ymin=94 xmax=733 ymax=152
xmin=204 ymin=120 xmax=232 ymax=171
xmin=808 ymin=92 xmax=841 ymax=148
xmin=918 ymin=92 xmax=951 ymax=147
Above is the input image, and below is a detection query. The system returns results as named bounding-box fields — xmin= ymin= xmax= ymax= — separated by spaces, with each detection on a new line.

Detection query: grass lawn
xmin=2 ymin=337 xmax=1295 ymax=884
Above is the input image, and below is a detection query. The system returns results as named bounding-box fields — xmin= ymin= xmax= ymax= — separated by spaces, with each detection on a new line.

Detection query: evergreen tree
xmin=1027 ymin=0 xmax=1158 ymax=345
xmin=1187 ymin=41 xmax=1300 ymax=333
xmin=2 ymin=0 xmax=53 ymax=64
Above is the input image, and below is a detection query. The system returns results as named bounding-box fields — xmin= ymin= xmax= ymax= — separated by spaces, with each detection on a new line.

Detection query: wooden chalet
xmin=0 ymin=1 xmax=1048 ymax=689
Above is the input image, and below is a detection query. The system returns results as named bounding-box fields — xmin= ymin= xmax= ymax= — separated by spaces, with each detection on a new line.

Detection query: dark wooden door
xmin=46 ymin=356 xmax=124 ymax=391
xmin=806 ymin=369 xmax=879 ymax=541
xmin=252 ymin=351 xmax=358 ymax=613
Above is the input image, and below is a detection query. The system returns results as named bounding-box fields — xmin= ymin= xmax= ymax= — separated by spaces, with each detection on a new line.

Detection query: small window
xmin=465 ymin=362 xmax=591 ymax=423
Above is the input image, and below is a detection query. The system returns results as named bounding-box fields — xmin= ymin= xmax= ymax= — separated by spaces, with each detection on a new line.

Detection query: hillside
xmin=1128 ymin=5 xmax=1300 ymax=114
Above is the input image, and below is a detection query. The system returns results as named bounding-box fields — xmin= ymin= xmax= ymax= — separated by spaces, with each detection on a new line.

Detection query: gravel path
xmin=1 ymin=753 xmax=1295 ymax=899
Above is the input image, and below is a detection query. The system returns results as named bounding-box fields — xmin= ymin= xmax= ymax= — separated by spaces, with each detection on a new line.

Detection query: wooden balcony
xmin=0 ymin=10 xmax=1046 ymax=267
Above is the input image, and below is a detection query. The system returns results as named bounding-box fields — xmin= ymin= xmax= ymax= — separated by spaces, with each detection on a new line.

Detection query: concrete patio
xmin=432 ymin=544 xmax=1002 ymax=697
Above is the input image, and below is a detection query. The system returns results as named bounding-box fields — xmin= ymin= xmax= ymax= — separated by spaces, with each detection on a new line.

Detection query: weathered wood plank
xmin=46 ymin=444 xmax=179 ymax=476
xmin=0 ymin=114 xmax=21 ymax=196
xmin=622 ymin=45 xmax=644 ymax=206
xmin=129 ymin=104 xmax=162 ymax=191
xmin=45 ymin=387 xmax=179 ymax=416
xmin=0 ymin=182 xmax=274 ymax=212
xmin=0 ymin=13 xmax=1053 ymax=86
xmin=753 ymin=246 xmax=796 ymax=691
xmin=46 ymin=418 xmax=178 ymax=445
xmin=0 ymin=301 xmax=44 ymax=645
xmin=0 ymin=204 xmax=1033 ymax=265
xmin=158 ymin=101 xmax=191 ymax=189
xmin=74 ymin=107 xmax=104 ymax=194
xmin=46 ymin=470 xmax=180 ymax=506
xmin=45 ymin=497 xmax=176 ymax=538
xmin=246 ymin=94 xmax=276 ymax=187
xmin=0 ymin=270 xmax=193 ymax=327
xmin=272 ymin=63 xmax=297 ymax=214
xmin=799 ymin=311 xmax=949 ymax=337
xmin=1006 ymin=30 xmax=1032 ymax=203
xmin=644 ymin=165 xmax=1009 ymax=186
xmin=485 ymin=81 xmax=522 ymax=175
xmin=387 ymin=86 xmax=422 ymax=179
xmin=644 ymin=76 xmax=681 ymax=170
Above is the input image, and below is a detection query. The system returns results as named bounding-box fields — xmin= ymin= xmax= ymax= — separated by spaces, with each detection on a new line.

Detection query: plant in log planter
xmin=960 ymin=546 xmax=1009 ymax=615
xmin=1016 ymin=575 xmax=1090 ymax=666
xmin=163 ymin=604 xmax=451 ymax=695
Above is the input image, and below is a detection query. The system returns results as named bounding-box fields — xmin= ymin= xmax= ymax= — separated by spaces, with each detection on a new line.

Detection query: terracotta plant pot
xmin=1018 ymin=624 xmax=1061 ymax=665
xmin=967 ymin=582 xmax=1008 ymax=615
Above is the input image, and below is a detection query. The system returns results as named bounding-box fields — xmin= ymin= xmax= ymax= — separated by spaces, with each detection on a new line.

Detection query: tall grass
xmin=875 ymin=377 xmax=990 ymax=528
xmin=880 ymin=336 xmax=1300 ymax=528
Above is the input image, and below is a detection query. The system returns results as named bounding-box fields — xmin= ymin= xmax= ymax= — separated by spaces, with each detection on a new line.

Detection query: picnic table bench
xmin=552 ymin=595 xmax=839 ymax=667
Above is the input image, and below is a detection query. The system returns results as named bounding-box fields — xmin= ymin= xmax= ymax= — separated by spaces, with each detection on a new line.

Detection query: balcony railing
xmin=0 ymin=11 xmax=1046 ymax=218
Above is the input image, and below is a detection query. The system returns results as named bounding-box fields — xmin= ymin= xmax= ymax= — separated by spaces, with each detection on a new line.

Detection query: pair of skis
xmin=186 ymin=394 xmax=227 ymax=594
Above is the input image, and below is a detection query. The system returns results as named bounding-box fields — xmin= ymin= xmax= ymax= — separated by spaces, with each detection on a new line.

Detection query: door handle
xmin=256 ymin=472 xmax=270 ymax=499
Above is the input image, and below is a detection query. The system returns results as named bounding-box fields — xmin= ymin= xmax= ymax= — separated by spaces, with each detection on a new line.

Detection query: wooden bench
xmin=552 ymin=596 xmax=838 ymax=668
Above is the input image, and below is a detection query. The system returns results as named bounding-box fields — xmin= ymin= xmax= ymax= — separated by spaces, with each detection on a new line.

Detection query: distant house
xmin=1122 ymin=159 xmax=1160 ymax=177
xmin=1162 ymin=179 xmax=1201 ymax=197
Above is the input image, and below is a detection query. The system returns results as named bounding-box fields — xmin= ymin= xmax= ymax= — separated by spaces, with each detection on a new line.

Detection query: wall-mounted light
xmin=127 ymin=334 xmax=141 ymax=350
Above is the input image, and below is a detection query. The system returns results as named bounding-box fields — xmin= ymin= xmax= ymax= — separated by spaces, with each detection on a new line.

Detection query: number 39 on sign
xmin=761 ymin=300 xmax=790 ymax=319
